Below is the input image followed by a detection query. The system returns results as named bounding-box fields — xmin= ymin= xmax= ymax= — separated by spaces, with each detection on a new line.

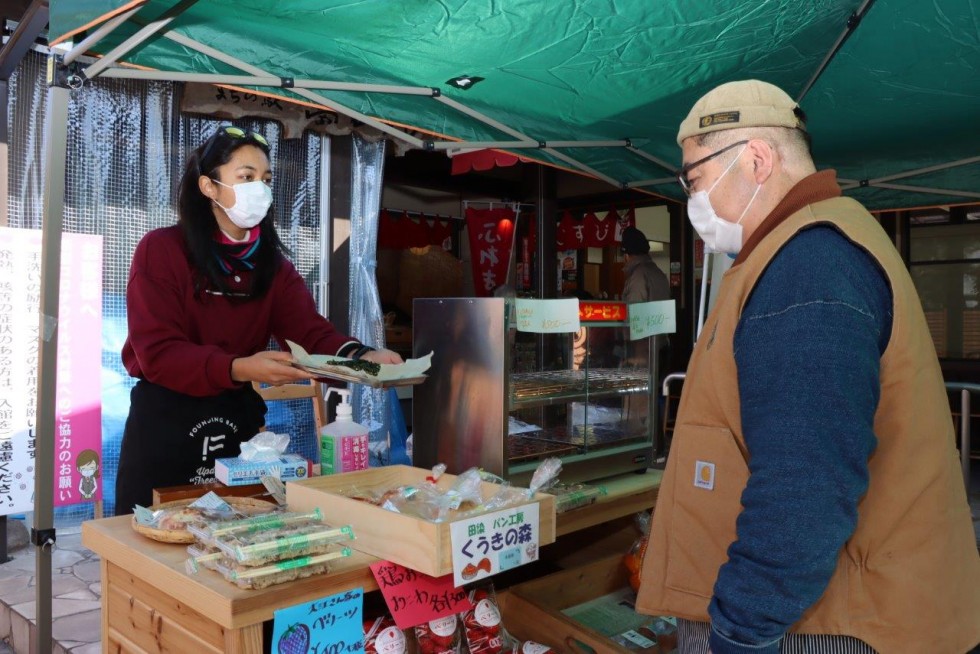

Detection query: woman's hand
xmin=361 ymin=348 xmax=404 ymax=364
xmin=231 ymin=350 xmax=314 ymax=385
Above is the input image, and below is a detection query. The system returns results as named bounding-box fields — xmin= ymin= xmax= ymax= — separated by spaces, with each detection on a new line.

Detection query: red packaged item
xmin=364 ymin=616 xmax=409 ymax=654
xmin=518 ymin=643 xmax=556 ymax=654
xmin=414 ymin=614 xmax=461 ymax=653
xmin=461 ymin=588 xmax=505 ymax=654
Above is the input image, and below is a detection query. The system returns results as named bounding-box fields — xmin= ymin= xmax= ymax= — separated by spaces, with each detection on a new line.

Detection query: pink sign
xmin=370 ymin=560 xmax=473 ymax=630
xmin=0 ymin=227 xmax=103 ymax=511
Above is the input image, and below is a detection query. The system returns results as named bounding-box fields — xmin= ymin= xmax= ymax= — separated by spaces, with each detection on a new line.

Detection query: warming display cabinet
xmin=413 ymin=298 xmax=657 ymax=484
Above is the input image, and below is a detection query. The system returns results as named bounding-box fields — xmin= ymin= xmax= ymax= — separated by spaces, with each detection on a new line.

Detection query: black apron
xmin=114 ymin=380 xmax=267 ymax=515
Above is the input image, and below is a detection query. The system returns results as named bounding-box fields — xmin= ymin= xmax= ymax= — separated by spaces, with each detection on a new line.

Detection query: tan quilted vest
xmin=636 ymin=196 xmax=980 ymax=654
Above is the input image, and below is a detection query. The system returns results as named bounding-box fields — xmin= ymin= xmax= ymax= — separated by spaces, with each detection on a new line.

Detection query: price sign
xmin=272 ymin=588 xmax=364 ymax=654
xmin=515 ymin=298 xmax=581 ymax=333
xmin=448 ymin=503 xmax=540 ymax=587
xmin=370 ymin=561 xmax=473 ymax=630
xmin=628 ymin=300 xmax=677 ymax=340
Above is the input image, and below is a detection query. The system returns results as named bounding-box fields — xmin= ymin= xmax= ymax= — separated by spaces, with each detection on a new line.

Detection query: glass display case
xmin=412 ymin=297 xmax=657 ymax=484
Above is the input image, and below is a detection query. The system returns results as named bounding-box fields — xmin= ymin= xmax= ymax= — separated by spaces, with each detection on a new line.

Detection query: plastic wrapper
xmin=477 ymin=458 xmax=562 ymax=514
xmin=461 ymin=586 xmax=515 ymax=654
xmin=238 ymin=430 xmax=289 ymax=462
xmin=514 ymin=643 xmax=557 ymax=654
xmin=382 ymin=467 xmax=485 ymax=522
xmin=212 ymin=547 xmax=350 ymax=590
xmin=414 ymin=614 xmax=462 ymax=653
xmin=189 ymin=518 xmax=354 ymax=565
xmin=624 ymin=511 xmax=652 ymax=592
xmin=364 ymin=616 xmax=411 ymax=654
xmin=548 ymin=482 xmax=606 ymax=513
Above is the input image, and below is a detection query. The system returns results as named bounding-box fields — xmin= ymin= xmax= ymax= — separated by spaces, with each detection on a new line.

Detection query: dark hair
xmin=178 ymin=128 xmax=289 ymax=299
xmin=76 ymin=449 xmax=100 ymax=476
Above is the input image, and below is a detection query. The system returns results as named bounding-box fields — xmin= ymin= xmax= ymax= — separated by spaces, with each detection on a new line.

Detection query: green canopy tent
xmin=17 ymin=1 xmax=980 ymax=648
xmin=48 ymin=0 xmax=980 ymax=209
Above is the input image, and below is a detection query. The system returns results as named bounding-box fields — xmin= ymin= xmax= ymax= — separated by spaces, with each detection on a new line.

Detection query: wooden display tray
xmin=286 ymin=465 xmax=556 ymax=577
xmin=500 ymin=554 xmax=673 ymax=653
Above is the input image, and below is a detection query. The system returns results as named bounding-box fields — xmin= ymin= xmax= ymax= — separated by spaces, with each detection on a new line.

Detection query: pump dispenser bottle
xmin=319 ymin=388 xmax=370 ymax=474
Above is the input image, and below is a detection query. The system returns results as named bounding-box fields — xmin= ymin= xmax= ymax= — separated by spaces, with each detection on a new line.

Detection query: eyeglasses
xmin=676 ymin=139 xmax=748 ymax=196
xmin=200 ymin=125 xmax=270 ymax=170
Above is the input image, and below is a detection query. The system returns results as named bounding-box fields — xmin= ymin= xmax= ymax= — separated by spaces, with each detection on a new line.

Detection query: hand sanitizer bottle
xmin=319 ymin=388 xmax=370 ymax=474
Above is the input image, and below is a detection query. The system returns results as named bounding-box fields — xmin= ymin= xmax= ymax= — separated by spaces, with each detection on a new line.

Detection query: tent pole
xmin=63 ymin=5 xmax=144 ymax=65
xmin=116 ymin=26 xmax=426 ymax=148
xmin=82 ymin=0 xmax=200 ymax=80
xmin=33 ymin=55 xmax=72 ymax=654
xmin=626 ymin=177 xmax=681 ymax=188
xmin=0 ymin=0 xmax=49 ymax=80
xmin=429 ymin=139 xmax=628 ymax=150
xmin=868 ymin=155 xmax=980 ymax=185
xmin=97 ymin=69 xmax=282 ymax=85
xmin=626 ymin=146 xmax=677 ymax=174
xmin=796 ymin=0 xmax=877 ymax=103
xmin=870 ymin=182 xmax=980 ymax=200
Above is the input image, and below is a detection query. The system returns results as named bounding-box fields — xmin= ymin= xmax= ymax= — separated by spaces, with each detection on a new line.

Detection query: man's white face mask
xmin=686 ymin=144 xmax=762 ymax=255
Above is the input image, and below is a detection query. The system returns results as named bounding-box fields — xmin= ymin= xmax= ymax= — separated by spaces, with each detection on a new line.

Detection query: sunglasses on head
xmin=200 ymin=125 xmax=270 ymax=170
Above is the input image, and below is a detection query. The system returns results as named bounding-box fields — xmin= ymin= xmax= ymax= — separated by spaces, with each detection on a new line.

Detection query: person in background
xmin=620 ymin=226 xmax=670 ymax=431
xmin=621 ymin=225 xmax=670 ymax=306
xmin=636 ymin=80 xmax=980 ymax=653
xmin=115 ymin=125 xmax=401 ymax=515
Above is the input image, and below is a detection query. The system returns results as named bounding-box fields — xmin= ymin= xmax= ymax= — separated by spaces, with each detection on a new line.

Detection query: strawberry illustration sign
xmin=448 ymin=503 xmax=540 ymax=587
xmin=272 ymin=588 xmax=364 ymax=654
xmin=369 ymin=560 xmax=472 ymax=630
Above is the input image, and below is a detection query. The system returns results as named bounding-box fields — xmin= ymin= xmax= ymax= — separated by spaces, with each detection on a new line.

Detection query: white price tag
xmin=449 ymin=503 xmax=540 ymax=587
xmin=628 ymin=300 xmax=676 ymax=340
xmin=514 ymin=298 xmax=581 ymax=333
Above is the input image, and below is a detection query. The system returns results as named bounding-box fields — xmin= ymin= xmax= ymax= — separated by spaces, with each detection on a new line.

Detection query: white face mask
xmin=212 ymin=179 xmax=273 ymax=229
xmin=686 ymin=145 xmax=761 ymax=255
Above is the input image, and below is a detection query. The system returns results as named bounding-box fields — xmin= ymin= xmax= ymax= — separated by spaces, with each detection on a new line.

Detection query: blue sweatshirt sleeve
xmin=708 ymin=226 xmax=892 ymax=654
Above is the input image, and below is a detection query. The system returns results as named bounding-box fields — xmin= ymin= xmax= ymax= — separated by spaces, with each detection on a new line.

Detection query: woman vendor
xmin=115 ymin=125 xmax=401 ymax=514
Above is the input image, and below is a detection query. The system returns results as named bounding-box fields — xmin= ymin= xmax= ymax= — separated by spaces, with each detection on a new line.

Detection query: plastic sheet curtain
xmin=348 ymin=134 xmax=391 ymax=464
xmin=5 ymin=51 xmax=324 ymax=518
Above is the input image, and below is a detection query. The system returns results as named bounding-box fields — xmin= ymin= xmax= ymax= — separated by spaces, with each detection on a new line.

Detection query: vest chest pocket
xmin=665 ymin=424 xmax=749 ymax=599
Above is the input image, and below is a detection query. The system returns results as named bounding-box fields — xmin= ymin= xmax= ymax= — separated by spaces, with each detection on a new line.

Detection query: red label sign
xmin=370 ymin=560 xmax=473 ymax=631
xmin=579 ymin=301 xmax=628 ymax=322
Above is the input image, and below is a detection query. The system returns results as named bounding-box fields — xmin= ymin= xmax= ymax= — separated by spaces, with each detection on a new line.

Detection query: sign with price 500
xmin=628 ymin=300 xmax=676 ymax=340
xmin=448 ymin=503 xmax=540 ymax=587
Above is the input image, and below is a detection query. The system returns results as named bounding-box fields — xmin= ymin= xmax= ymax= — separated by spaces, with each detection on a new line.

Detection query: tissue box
xmin=215 ymin=453 xmax=310 ymax=486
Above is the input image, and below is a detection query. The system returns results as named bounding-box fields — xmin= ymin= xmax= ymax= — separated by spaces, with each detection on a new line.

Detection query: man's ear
xmin=747 ymin=139 xmax=774 ymax=185
xmin=198 ymin=175 xmax=215 ymax=199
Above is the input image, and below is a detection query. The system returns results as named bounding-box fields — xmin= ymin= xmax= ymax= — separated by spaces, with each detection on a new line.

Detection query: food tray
xmin=288 ymin=340 xmax=432 ymax=389
xmin=286 ymin=465 xmax=556 ymax=577
xmin=130 ymin=496 xmax=277 ymax=544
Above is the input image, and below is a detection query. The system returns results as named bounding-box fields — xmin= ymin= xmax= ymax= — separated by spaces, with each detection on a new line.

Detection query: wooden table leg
xmin=224 ymin=623 xmax=264 ymax=653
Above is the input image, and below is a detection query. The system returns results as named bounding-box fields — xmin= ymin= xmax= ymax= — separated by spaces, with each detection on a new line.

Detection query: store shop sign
xmin=628 ymin=300 xmax=677 ymax=340
xmin=515 ymin=298 xmax=581 ymax=334
xmin=448 ymin=502 xmax=540 ymax=587
xmin=272 ymin=587 xmax=364 ymax=654
xmin=370 ymin=560 xmax=473 ymax=630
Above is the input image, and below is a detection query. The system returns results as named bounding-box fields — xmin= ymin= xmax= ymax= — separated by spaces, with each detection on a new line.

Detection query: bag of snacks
xmin=624 ymin=510 xmax=651 ymax=592
xmin=364 ymin=616 xmax=410 ymax=654
xmin=414 ymin=614 xmax=462 ymax=653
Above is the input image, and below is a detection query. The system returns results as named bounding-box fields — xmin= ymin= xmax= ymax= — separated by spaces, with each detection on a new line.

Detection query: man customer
xmin=636 ymin=79 xmax=980 ymax=653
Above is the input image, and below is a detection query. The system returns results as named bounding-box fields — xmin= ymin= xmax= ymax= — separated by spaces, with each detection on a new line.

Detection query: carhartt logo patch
xmin=699 ymin=111 xmax=740 ymax=128
xmin=694 ymin=461 xmax=715 ymax=490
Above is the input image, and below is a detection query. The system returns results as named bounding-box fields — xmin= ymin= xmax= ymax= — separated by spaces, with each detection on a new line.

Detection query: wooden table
xmin=83 ymin=470 xmax=659 ymax=653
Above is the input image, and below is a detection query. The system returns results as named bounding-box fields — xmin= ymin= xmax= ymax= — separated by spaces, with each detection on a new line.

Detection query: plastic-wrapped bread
xmin=213 ymin=547 xmax=352 ymax=590
xmin=189 ymin=518 xmax=354 ymax=565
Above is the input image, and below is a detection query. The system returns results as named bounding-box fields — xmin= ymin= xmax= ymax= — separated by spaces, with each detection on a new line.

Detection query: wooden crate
xmin=286 ymin=465 xmax=556 ymax=577
xmin=500 ymin=555 xmax=671 ymax=654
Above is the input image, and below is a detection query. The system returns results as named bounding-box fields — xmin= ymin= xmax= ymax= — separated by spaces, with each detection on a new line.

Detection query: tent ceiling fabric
xmin=50 ymin=0 xmax=980 ymax=211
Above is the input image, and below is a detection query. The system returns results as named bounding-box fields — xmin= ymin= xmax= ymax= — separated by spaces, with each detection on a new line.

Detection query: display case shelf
xmin=510 ymin=368 xmax=651 ymax=408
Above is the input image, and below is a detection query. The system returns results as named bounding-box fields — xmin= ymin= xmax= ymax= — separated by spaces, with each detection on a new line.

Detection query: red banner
xmin=378 ymin=210 xmax=455 ymax=250
xmin=466 ymin=207 xmax=516 ymax=296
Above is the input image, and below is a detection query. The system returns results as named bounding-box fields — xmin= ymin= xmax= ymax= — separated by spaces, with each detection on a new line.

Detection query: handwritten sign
xmin=628 ymin=300 xmax=677 ymax=340
xmin=271 ymin=588 xmax=364 ymax=654
xmin=514 ymin=298 xmax=581 ymax=333
xmin=370 ymin=560 xmax=472 ymax=630
xmin=449 ymin=503 xmax=540 ymax=587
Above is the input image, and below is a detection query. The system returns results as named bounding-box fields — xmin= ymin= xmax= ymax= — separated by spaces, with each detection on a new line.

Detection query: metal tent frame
xmin=6 ymin=0 xmax=980 ymax=649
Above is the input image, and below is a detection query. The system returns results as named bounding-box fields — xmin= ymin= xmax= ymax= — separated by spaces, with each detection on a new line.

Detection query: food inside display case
xmin=413 ymin=298 xmax=658 ymax=484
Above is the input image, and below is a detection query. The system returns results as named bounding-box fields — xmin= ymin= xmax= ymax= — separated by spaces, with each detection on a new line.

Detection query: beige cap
xmin=676 ymin=79 xmax=804 ymax=145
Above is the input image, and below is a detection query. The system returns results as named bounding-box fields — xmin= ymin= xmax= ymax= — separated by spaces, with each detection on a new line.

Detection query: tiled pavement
xmin=0 ymin=526 xmax=100 ymax=654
